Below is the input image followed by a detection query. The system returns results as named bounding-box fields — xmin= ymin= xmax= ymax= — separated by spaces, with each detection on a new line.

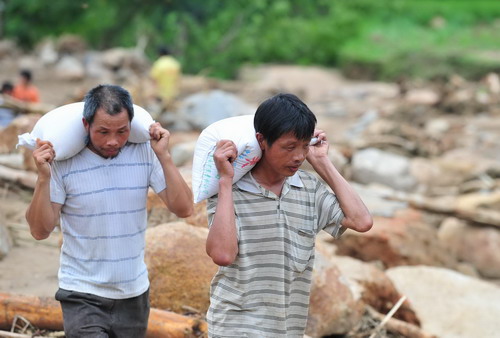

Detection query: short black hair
xmin=1 ymin=81 xmax=13 ymax=94
xmin=83 ymin=84 xmax=134 ymax=125
xmin=20 ymin=69 xmax=32 ymax=82
xmin=254 ymin=93 xmax=317 ymax=146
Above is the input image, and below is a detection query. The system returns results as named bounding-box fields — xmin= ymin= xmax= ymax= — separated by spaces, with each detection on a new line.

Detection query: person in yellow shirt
xmin=149 ymin=46 xmax=181 ymax=110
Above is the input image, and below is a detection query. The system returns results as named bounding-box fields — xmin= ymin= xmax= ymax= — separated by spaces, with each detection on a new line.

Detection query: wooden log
xmin=366 ymin=306 xmax=436 ymax=338
xmin=0 ymin=293 xmax=62 ymax=332
xmin=0 ymin=293 xmax=207 ymax=337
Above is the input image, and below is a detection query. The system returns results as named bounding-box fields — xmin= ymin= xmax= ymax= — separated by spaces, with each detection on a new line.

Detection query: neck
xmin=251 ymin=160 xmax=286 ymax=195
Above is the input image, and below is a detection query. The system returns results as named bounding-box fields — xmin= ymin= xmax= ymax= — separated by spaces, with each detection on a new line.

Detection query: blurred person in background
xmin=149 ymin=46 xmax=181 ymax=111
xmin=0 ymin=81 xmax=16 ymax=127
xmin=13 ymin=69 xmax=40 ymax=103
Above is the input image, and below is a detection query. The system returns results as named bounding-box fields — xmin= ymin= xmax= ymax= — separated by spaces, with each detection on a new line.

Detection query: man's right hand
xmin=213 ymin=140 xmax=237 ymax=180
xmin=33 ymin=139 xmax=55 ymax=178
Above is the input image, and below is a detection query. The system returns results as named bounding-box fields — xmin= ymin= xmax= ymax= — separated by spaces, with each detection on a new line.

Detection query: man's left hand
xmin=306 ymin=129 xmax=329 ymax=163
xmin=149 ymin=122 xmax=171 ymax=158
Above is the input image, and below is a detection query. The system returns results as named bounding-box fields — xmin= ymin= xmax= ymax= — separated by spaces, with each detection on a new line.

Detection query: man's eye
xmin=100 ymin=131 xmax=108 ymax=135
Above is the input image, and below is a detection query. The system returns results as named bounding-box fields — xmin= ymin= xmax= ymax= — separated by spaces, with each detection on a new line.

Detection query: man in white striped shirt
xmin=26 ymin=84 xmax=193 ymax=337
xmin=206 ymin=93 xmax=373 ymax=337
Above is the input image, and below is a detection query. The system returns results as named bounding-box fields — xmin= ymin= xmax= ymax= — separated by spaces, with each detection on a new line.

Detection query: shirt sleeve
xmin=50 ymin=162 xmax=66 ymax=205
xmin=207 ymin=194 xmax=241 ymax=240
xmin=315 ymin=181 xmax=346 ymax=239
xmin=149 ymin=146 xmax=167 ymax=194
xmin=207 ymin=196 xmax=217 ymax=228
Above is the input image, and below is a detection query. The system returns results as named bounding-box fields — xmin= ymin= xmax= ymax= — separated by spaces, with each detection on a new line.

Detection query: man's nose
xmin=107 ymin=136 xmax=119 ymax=147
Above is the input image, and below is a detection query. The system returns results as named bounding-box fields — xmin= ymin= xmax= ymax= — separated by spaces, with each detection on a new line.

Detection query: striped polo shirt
xmin=206 ymin=169 xmax=345 ymax=337
xmin=50 ymin=142 xmax=166 ymax=299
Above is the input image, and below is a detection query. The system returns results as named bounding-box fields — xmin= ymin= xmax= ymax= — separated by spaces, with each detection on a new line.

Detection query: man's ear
xmin=82 ymin=117 xmax=90 ymax=132
xmin=256 ymin=132 xmax=265 ymax=150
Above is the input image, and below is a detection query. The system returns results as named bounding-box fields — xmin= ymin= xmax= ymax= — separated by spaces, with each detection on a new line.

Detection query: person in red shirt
xmin=12 ymin=69 xmax=40 ymax=103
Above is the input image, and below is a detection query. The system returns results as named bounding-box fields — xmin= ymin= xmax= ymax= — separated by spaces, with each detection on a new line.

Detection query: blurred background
xmin=0 ymin=1 xmax=499 ymax=337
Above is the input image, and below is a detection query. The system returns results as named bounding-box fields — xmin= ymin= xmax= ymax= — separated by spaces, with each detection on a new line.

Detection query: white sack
xmin=192 ymin=114 xmax=261 ymax=203
xmin=17 ymin=102 xmax=154 ymax=160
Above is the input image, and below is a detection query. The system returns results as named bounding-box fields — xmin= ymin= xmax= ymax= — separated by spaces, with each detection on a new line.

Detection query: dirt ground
xmin=0 ymin=183 xmax=60 ymax=298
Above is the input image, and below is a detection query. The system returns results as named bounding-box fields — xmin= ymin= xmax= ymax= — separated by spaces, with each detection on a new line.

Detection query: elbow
xmin=211 ymin=253 xmax=236 ymax=267
xmin=30 ymin=228 xmax=50 ymax=241
xmin=174 ymin=204 xmax=194 ymax=218
xmin=206 ymin=247 xmax=237 ymax=267
xmin=356 ymin=214 xmax=373 ymax=233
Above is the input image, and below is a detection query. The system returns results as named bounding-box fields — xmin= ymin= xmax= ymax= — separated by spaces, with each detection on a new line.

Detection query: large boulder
xmin=177 ymin=90 xmax=255 ymax=130
xmin=351 ymin=148 xmax=417 ymax=192
xmin=387 ymin=266 xmax=500 ymax=338
xmin=147 ymin=188 xmax=208 ymax=228
xmin=332 ymin=209 xmax=457 ymax=269
xmin=306 ymin=251 xmax=365 ymax=337
xmin=144 ymin=222 xmax=217 ymax=314
xmin=438 ymin=217 xmax=500 ymax=278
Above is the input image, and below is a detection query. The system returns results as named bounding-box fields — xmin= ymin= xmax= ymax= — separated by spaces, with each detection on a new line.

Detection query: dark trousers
xmin=55 ymin=288 xmax=150 ymax=338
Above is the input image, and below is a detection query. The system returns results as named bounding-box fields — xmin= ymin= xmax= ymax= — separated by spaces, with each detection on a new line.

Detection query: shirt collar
xmin=235 ymin=170 xmax=304 ymax=194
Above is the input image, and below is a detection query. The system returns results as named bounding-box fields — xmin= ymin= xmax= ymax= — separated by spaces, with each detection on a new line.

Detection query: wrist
xmin=219 ymin=176 xmax=234 ymax=188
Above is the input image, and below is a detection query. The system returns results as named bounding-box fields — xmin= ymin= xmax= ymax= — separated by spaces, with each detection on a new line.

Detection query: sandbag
xmin=192 ymin=115 xmax=261 ymax=203
xmin=17 ymin=102 xmax=154 ymax=160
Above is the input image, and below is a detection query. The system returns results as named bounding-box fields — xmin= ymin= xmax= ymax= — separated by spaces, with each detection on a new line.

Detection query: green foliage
xmin=2 ymin=0 xmax=500 ymax=80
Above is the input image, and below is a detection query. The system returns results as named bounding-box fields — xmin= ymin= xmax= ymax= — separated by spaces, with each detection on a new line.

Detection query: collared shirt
xmin=206 ymin=169 xmax=345 ymax=337
xmin=50 ymin=142 xmax=166 ymax=299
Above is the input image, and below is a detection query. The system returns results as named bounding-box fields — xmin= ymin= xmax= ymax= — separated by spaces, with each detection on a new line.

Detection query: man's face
xmin=83 ymin=108 xmax=130 ymax=159
xmin=259 ymin=132 xmax=311 ymax=177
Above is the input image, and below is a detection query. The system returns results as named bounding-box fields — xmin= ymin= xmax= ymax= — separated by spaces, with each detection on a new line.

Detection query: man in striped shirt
xmin=206 ymin=93 xmax=373 ymax=337
xmin=26 ymin=85 xmax=193 ymax=337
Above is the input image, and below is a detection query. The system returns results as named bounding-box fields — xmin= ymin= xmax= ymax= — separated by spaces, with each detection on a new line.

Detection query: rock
xmin=301 ymin=146 xmax=348 ymax=175
xmin=36 ymin=39 xmax=58 ymax=65
xmin=484 ymin=72 xmax=500 ymax=94
xmin=404 ymin=89 xmax=440 ymax=105
xmin=55 ymin=55 xmax=85 ymax=81
xmin=350 ymin=183 xmax=408 ymax=218
xmin=170 ymin=141 xmax=196 ymax=167
xmin=147 ymin=169 xmax=208 ymax=229
xmin=386 ymin=265 xmax=500 ymax=338
xmin=332 ymin=255 xmax=420 ymax=325
xmin=56 ymin=34 xmax=87 ymax=54
xmin=424 ymin=118 xmax=450 ymax=139
xmin=306 ymin=251 xmax=365 ymax=337
xmin=0 ymin=114 xmax=40 ymax=154
xmin=101 ymin=47 xmax=148 ymax=73
xmin=351 ymin=148 xmax=417 ymax=191
xmin=438 ymin=217 xmax=500 ymax=278
xmin=144 ymin=222 xmax=217 ymax=314
xmin=83 ymin=51 xmax=114 ymax=80
xmin=178 ymin=90 xmax=255 ymax=130
xmin=147 ymin=188 xmax=208 ymax=229
xmin=333 ymin=209 xmax=457 ymax=269
xmin=0 ymin=39 xmax=19 ymax=59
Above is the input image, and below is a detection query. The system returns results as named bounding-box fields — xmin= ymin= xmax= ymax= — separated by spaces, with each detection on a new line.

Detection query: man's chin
xmin=96 ymin=148 xmax=121 ymax=159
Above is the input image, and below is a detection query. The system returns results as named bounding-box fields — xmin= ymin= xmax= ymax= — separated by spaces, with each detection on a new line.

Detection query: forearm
xmin=26 ymin=177 xmax=58 ymax=240
xmin=312 ymin=157 xmax=372 ymax=232
xmin=206 ymin=177 xmax=238 ymax=266
xmin=158 ymin=155 xmax=193 ymax=218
